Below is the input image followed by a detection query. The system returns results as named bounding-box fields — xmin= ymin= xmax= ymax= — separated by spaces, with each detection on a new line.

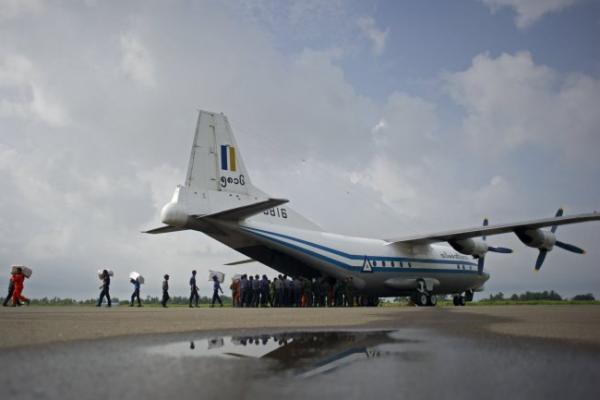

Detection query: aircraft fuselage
xmin=202 ymin=219 xmax=489 ymax=297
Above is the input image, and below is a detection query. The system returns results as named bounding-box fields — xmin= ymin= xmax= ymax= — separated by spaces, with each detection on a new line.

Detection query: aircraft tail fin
xmin=185 ymin=111 xmax=254 ymax=195
xmin=149 ymin=110 xmax=322 ymax=232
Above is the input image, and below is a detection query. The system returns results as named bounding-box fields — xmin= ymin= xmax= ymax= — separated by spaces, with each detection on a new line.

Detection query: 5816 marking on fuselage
xmin=263 ymin=207 xmax=288 ymax=219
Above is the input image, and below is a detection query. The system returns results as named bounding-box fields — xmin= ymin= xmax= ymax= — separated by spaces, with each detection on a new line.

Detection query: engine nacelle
xmin=515 ymin=229 xmax=556 ymax=250
xmin=448 ymin=238 xmax=488 ymax=258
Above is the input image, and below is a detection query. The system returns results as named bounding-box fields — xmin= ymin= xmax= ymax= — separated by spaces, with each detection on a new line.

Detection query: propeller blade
xmin=488 ymin=246 xmax=513 ymax=254
xmin=535 ymin=249 xmax=548 ymax=271
xmin=551 ymin=208 xmax=563 ymax=233
xmin=555 ymin=240 xmax=585 ymax=254
xmin=482 ymin=218 xmax=488 ymax=241
xmin=477 ymin=256 xmax=485 ymax=275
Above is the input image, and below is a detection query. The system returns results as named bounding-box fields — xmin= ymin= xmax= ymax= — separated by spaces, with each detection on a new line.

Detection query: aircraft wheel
xmin=459 ymin=296 xmax=466 ymax=306
xmin=428 ymin=295 xmax=437 ymax=307
xmin=418 ymin=293 xmax=428 ymax=307
xmin=453 ymin=296 xmax=460 ymax=306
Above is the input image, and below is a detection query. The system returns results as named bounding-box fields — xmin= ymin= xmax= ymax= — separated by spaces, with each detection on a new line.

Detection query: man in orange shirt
xmin=11 ymin=267 xmax=29 ymax=307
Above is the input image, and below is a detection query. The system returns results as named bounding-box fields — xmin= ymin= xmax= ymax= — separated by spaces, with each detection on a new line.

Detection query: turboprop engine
xmin=514 ymin=208 xmax=585 ymax=271
xmin=449 ymin=218 xmax=513 ymax=275
xmin=448 ymin=238 xmax=488 ymax=258
xmin=514 ymin=229 xmax=556 ymax=251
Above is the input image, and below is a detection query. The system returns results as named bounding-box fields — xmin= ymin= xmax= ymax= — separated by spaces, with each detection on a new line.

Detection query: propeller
xmin=477 ymin=257 xmax=485 ymax=276
xmin=555 ymin=241 xmax=585 ymax=254
xmin=535 ymin=249 xmax=548 ymax=271
xmin=483 ymin=218 xmax=513 ymax=254
xmin=535 ymin=208 xmax=586 ymax=271
xmin=477 ymin=218 xmax=513 ymax=275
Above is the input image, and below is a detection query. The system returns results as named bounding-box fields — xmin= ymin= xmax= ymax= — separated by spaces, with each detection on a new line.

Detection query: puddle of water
xmin=146 ymin=331 xmax=427 ymax=378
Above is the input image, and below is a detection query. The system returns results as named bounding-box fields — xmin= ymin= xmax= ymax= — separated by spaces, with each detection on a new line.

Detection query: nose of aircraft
xmin=161 ymin=202 xmax=188 ymax=227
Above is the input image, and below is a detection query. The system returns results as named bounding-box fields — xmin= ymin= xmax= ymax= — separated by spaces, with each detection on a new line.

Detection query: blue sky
xmin=0 ymin=0 xmax=599 ymax=300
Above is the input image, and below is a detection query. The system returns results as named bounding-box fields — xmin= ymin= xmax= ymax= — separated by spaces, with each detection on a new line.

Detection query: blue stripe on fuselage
xmin=240 ymin=225 xmax=478 ymax=274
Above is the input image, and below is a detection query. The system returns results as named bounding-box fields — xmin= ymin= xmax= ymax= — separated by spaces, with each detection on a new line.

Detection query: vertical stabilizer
xmin=156 ymin=110 xmax=321 ymax=231
xmin=185 ymin=111 xmax=254 ymax=195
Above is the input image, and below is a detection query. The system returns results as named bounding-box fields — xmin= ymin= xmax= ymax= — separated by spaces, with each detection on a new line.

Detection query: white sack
xmin=129 ymin=271 xmax=145 ymax=284
xmin=208 ymin=270 xmax=225 ymax=283
xmin=97 ymin=269 xmax=114 ymax=279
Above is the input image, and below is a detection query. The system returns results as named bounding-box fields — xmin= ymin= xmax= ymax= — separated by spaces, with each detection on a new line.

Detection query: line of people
xmin=230 ymin=275 xmax=367 ymax=307
xmin=96 ymin=269 xmax=224 ymax=308
xmin=189 ymin=270 xmax=224 ymax=308
xmin=96 ymin=269 xmax=148 ymax=307
xmin=4 ymin=267 xmax=372 ymax=308
xmin=96 ymin=270 xmax=171 ymax=308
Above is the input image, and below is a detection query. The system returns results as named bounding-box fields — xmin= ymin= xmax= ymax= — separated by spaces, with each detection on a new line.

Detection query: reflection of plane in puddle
xmin=152 ymin=331 xmax=423 ymax=378
xmin=252 ymin=331 xmax=424 ymax=378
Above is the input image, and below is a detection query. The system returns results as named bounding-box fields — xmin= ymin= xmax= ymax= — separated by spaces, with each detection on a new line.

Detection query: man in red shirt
xmin=11 ymin=267 xmax=29 ymax=307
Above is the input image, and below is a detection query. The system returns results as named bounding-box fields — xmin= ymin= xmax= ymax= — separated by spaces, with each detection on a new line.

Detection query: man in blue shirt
xmin=239 ymin=275 xmax=248 ymax=307
xmin=130 ymin=277 xmax=142 ymax=307
xmin=189 ymin=270 xmax=199 ymax=308
xmin=161 ymin=274 xmax=170 ymax=308
xmin=96 ymin=269 xmax=111 ymax=307
xmin=210 ymin=276 xmax=223 ymax=307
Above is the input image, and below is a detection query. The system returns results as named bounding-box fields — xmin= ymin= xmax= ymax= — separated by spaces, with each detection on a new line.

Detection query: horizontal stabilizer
xmin=197 ymin=198 xmax=289 ymax=221
xmin=224 ymin=259 xmax=256 ymax=266
xmin=143 ymin=226 xmax=189 ymax=234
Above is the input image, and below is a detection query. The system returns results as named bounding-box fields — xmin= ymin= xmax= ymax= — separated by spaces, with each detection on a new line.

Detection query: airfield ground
xmin=1 ymin=304 xmax=600 ymax=349
xmin=2 ymin=305 xmax=600 ymax=399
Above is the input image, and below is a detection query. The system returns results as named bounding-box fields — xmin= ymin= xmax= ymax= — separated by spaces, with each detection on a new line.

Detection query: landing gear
xmin=359 ymin=296 xmax=380 ymax=307
xmin=428 ymin=295 xmax=437 ymax=306
xmin=368 ymin=296 xmax=380 ymax=307
xmin=453 ymin=295 xmax=466 ymax=306
xmin=411 ymin=279 xmax=439 ymax=307
xmin=412 ymin=293 xmax=437 ymax=307
xmin=464 ymin=290 xmax=474 ymax=302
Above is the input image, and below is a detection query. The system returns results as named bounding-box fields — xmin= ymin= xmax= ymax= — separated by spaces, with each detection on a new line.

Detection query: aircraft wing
xmin=386 ymin=212 xmax=600 ymax=245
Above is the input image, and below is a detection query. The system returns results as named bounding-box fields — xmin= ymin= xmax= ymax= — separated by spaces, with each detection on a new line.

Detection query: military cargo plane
xmin=145 ymin=110 xmax=600 ymax=306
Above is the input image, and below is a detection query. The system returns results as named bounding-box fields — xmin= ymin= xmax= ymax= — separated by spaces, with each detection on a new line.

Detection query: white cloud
xmin=0 ymin=0 xmax=43 ymax=20
xmin=30 ymin=84 xmax=69 ymax=126
xmin=345 ymin=93 xmax=446 ymax=225
xmin=357 ymin=16 xmax=389 ymax=56
xmin=0 ymin=53 xmax=33 ymax=85
xmin=445 ymin=51 xmax=600 ymax=162
xmin=481 ymin=0 xmax=580 ymax=28
xmin=119 ymin=32 xmax=156 ymax=87
xmin=371 ymin=118 xmax=386 ymax=133
xmin=0 ymin=53 xmax=69 ymax=126
xmin=137 ymin=164 xmax=184 ymax=219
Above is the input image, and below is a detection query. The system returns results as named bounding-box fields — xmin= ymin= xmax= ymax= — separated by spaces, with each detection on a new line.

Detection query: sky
xmin=1 ymin=0 xmax=599 ymax=301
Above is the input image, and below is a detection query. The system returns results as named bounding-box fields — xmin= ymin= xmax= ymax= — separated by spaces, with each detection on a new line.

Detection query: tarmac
xmin=1 ymin=305 xmax=600 ymax=399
